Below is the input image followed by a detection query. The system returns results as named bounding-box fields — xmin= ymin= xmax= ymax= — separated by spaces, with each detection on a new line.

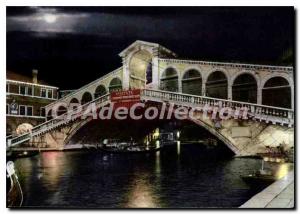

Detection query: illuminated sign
xmin=110 ymin=89 xmax=140 ymax=103
xmin=110 ymin=89 xmax=141 ymax=109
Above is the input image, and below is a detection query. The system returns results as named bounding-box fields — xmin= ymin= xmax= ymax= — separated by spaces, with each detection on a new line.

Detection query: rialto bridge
xmin=7 ymin=40 xmax=294 ymax=156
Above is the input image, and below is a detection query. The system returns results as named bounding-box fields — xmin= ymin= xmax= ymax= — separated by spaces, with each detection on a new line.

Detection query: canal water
xmin=12 ymin=144 xmax=286 ymax=208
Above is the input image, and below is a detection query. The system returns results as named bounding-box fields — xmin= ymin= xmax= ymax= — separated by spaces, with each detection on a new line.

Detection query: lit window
xmin=20 ymin=86 xmax=26 ymax=95
xmin=27 ymin=106 xmax=33 ymax=116
xmin=27 ymin=87 xmax=33 ymax=96
xmin=40 ymin=107 xmax=45 ymax=117
xmin=19 ymin=105 xmax=26 ymax=115
xmin=47 ymin=89 xmax=53 ymax=98
xmin=41 ymin=88 xmax=46 ymax=97
xmin=146 ymin=62 xmax=152 ymax=84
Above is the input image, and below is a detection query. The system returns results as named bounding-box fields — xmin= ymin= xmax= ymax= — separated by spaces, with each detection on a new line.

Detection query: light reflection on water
xmin=275 ymin=163 xmax=291 ymax=179
xmin=12 ymin=144 xmax=292 ymax=208
xmin=123 ymin=173 xmax=159 ymax=208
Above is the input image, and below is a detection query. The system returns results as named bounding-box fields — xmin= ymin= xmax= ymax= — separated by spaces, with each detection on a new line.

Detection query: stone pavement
xmin=240 ymin=170 xmax=294 ymax=208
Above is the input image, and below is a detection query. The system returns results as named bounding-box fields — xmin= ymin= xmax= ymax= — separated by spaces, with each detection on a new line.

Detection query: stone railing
xmin=141 ymin=89 xmax=294 ymax=127
xmin=8 ymin=89 xmax=294 ymax=148
xmin=158 ymin=58 xmax=293 ymax=72
xmin=7 ymin=94 xmax=110 ymax=147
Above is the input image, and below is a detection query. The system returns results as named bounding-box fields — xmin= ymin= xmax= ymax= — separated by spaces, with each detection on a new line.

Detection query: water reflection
xmin=177 ymin=141 xmax=181 ymax=155
xmin=275 ymin=163 xmax=291 ymax=179
xmin=12 ymin=144 xmax=286 ymax=208
xmin=124 ymin=174 xmax=158 ymax=208
xmin=39 ymin=152 xmax=67 ymax=191
xmin=155 ymin=151 xmax=161 ymax=174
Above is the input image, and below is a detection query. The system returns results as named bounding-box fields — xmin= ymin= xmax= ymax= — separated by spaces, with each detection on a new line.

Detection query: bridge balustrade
xmin=141 ymin=89 xmax=294 ymax=126
xmin=7 ymin=89 xmax=294 ymax=148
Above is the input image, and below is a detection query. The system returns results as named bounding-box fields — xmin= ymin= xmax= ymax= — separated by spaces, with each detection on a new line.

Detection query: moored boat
xmin=7 ymin=161 xmax=23 ymax=207
xmin=7 ymin=150 xmax=39 ymax=160
xmin=99 ymin=139 xmax=161 ymax=154
xmin=241 ymin=170 xmax=277 ymax=185
xmin=241 ymin=160 xmax=277 ymax=185
xmin=99 ymin=145 xmax=161 ymax=154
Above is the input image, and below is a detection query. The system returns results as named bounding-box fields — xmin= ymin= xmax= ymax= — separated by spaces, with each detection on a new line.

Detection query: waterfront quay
xmin=241 ymin=170 xmax=294 ymax=208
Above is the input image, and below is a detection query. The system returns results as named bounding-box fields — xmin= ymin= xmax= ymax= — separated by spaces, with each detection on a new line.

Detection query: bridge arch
xmin=187 ymin=117 xmax=239 ymax=154
xmin=181 ymin=68 xmax=202 ymax=95
xmin=94 ymin=85 xmax=107 ymax=99
xmin=57 ymin=105 xmax=67 ymax=116
xmin=232 ymin=72 xmax=258 ymax=103
xmin=81 ymin=92 xmax=93 ymax=105
xmin=70 ymin=97 xmax=79 ymax=104
xmin=47 ymin=109 xmax=53 ymax=120
xmin=61 ymin=108 xmax=240 ymax=154
xmin=69 ymin=98 xmax=80 ymax=110
xmin=109 ymin=77 xmax=122 ymax=92
xmin=262 ymin=75 xmax=292 ymax=108
xmin=160 ymin=66 xmax=179 ymax=92
xmin=63 ymin=118 xmax=93 ymax=145
xmin=128 ymin=49 xmax=153 ymax=88
xmin=205 ymin=70 xmax=228 ymax=99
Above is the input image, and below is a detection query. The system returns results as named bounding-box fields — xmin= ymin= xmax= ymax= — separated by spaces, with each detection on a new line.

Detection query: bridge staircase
xmin=7 ymin=94 xmax=110 ymax=148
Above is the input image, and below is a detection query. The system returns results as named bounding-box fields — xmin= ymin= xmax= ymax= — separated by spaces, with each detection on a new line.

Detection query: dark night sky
xmin=6 ymin=7 xmax=294 ymax=90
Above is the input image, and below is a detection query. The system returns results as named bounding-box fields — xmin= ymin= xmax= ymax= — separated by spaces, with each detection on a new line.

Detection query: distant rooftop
xmin=6 ymin=70 xmax=56 ymax=87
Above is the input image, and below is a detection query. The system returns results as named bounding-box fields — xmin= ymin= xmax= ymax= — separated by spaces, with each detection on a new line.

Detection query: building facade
xmin=6 ymin=70 xmax=59 ymax=135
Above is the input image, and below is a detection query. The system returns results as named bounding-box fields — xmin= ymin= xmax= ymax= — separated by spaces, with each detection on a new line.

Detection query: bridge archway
xmin=129 ymin=49 xmax=152 ymax=89
xmin=70 ymin=97 xmax=79 ymax=103
xmin=63 ymin=114 xmax=239 ymax=155
xmin=232 ymin=73 xmax=257 ymax=103
xmin=182 ymin=69 xmax=202 ymax=95
xmin=60 ymin=99 xmax=240 ymax=154
xmin=109 ymin=78 xmax=122 ymax=92
xmin=262 ymin=76 xmax=291 ymax=108
xmin=70 ymin=98 xmax=80 ymax=110
xmin=57 ymin=105 xmax=67 ymax=116
xmin=94 ymin=85 xmax=107 ymax=99
xmin=160 ymin=67 xmax=179 ymax=92
xmin=81 ymin=92 xmax=93 ymax=105
xmin=47 ymin=109 xmax=53 ymax=120
xmin=205 ymin=70 xmax=228 ymax=99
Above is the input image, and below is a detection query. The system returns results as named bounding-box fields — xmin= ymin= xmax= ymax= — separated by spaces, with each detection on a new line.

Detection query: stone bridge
xmin=7 ymin=40 xmax=294 ymax=156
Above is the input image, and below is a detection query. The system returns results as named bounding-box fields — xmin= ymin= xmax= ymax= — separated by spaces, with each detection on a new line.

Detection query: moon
xmin=43 ymin=14 xmax=57 ymax=23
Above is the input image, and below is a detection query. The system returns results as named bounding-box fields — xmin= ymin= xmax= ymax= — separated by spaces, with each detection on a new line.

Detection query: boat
xmin=241 ymin=170 xmax=277 ymax=185
xmin=7 ymin=161 xmax=23 ymax=207
xmin=99 ymin=145 xmax=161 ymax=154
xmin=99 ymin=139 xmax=161 ymax=154
xmin=241 ymin=160 xmax=277 ymax=185
xmin=7 ymin=150 xmax=39 ymax=160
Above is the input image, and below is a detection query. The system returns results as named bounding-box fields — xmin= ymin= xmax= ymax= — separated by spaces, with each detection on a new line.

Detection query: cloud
xmin=7 ymin=9 xmax=90 ymax=33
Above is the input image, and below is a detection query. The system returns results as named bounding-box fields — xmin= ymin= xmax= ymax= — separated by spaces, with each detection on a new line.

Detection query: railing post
xmin=228 ymin=83 xmax=232 ymax=100
xmin=288 ymin=111 xmax=292 ymax=119
xmin=257 ymin=87 xmax=262 ymax=105
xmin=202 ymin=80 xmax=206 ymax=96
